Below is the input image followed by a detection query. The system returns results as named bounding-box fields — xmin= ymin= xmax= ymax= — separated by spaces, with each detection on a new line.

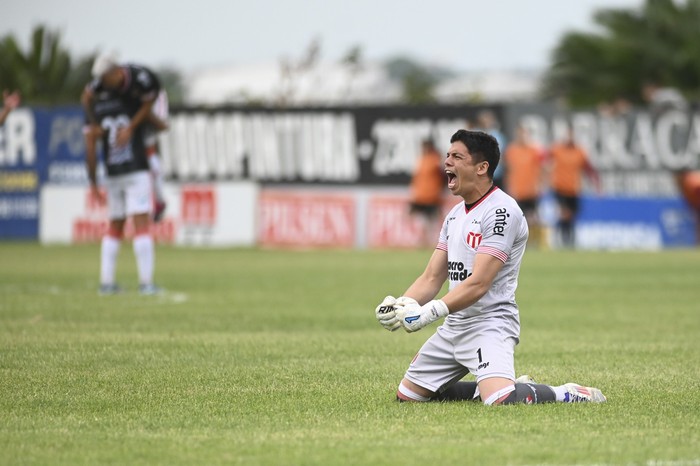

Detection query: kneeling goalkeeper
xmin=375 ymin=130 xmax=606 ymax=405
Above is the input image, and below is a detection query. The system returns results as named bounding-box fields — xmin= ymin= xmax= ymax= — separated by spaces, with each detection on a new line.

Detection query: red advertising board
xmin=181 ymin=185 xmax=217 ymax=226
xmin=367 ymin=195 xmax=459 ymax=248
xmin=259 ymin=192 xmax=355 ymax=247
xmin=72 ymin=189 xmax=175 ymax=243
xmin=367 ymin=196 xmax=424 ymax=248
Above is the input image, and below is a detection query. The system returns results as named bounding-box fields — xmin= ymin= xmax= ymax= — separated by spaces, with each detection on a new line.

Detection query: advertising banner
xmin=5 ymin=104 xmax=700 ymax=249
xmin=40 ymin=182 xmax=257 ymax=246
xmin=0 ymin=106 xmax=89 ymax=238
xmin=0 ymin=109 xmax=39 ymax=238
xmin=35 ymin=107 xmax=91 ymax=186
xmin=259 ymin=191 xmax=356 ymax=247
xmin=366 ymin=195 xmax=460 ymax=249
xmin=575 ymin=195 xmax=696 ymax=249
xmin=159 ymin=105 xmax=497 ymax=184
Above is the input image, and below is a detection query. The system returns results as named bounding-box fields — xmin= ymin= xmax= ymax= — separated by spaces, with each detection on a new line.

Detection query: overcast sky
xmin=3 ymin=0 xmax=644 ymax=74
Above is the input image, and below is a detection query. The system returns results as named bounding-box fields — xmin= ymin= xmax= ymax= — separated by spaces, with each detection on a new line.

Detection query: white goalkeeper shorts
xmin=403 ymin=319 xmax=518 ymax=393
xmin=105 ymin=171 xmax=153 ymax=220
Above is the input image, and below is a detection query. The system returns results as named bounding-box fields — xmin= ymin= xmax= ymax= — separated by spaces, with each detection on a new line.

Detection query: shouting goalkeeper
xmin=375 ymin=129 xmax=606 ymax=405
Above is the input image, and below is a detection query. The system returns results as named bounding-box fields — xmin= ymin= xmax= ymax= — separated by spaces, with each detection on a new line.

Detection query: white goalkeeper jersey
xmin=436 ymin=186 xmax=528 ymax=330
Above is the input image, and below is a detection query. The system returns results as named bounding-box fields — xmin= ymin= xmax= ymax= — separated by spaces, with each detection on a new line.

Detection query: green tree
xmin=0 ymin=25 xmax=185 ymax=107
xmin=0 ymin=25 xmax=95 ymax=106
xmin=542 ymin=0 xmax=700 ymax=107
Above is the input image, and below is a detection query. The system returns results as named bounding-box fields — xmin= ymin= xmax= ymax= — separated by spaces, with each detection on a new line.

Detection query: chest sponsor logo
xmin=467 ymin=231 xmax=482 ymax=249
xmin=448 ymin=261 xmax=470 ymax=281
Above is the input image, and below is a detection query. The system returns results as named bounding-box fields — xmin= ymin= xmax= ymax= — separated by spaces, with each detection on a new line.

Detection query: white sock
xmin=133 ymin=234 xmax=155 ymax=285
xmin=552 ymin=385 xmax=568 ymax=402
xmin=148 ymin=155 xmax=166 ymax=203
xmin=397 ymin=383 xmax=431 ymax=402
xmin=100 ymin=236 xmax=121 ymax=285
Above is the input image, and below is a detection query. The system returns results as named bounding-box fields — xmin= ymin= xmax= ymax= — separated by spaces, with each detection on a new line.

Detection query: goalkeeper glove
xmin=396 ymin=299 xmax=449 ymax=333
xmin=374 ymin=295 xmax=400 ymax=331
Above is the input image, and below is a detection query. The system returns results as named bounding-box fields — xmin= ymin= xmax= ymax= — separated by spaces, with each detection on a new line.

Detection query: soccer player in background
xmin=83 ymin=85 xmax=161 ymax=295
xmin=548 ymin=125 xmax=600 ymax=248
xmin=504 ymin=124 xmax=546 ymax=247
xmin=409 ymin=139 xmax=447 ymax=248
xmin=0 ymin=90 xmax=21 ymax=126
xmin=375 ymin=130 xmax=605 ymax=405
xmin=82 ymin=53 xmax=169 ymax=223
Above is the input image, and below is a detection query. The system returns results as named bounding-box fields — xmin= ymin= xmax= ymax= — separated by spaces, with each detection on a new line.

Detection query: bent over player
xmin=375 ymin=130 xmax=605 ymax=405
xmin=84 ymin=89 xmax=161 ymax=295
xmin=82 ymin=54 xmax=169 ymax=222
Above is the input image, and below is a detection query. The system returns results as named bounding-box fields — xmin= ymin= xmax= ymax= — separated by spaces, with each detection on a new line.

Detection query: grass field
xmin=1 ymin=242 xmax=699 ymax=466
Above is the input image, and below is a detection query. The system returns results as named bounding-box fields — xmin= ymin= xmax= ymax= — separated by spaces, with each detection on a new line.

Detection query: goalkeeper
xmin=375 ymin=129 xmax=606 ymax=405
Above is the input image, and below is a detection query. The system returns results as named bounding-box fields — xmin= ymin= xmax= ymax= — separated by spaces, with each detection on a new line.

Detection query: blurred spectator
xmin=409 ymin=139 xmax=446 ymax=248
xmin=0 ymin=90 xmax=21 ymax=126
xmin=674 ymin=169 xmax=700 ymax=245
xmin=548 ymin=125 xmax=600 ymax=249
xmin=472 ymin=110 xmax=507 ymax=189
xmin=642 ymin=81 xmax=688 ymax=116
xmin=504 ymin=124 xmax=546 ymax=247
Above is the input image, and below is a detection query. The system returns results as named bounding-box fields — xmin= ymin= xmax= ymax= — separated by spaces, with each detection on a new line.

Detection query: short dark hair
xmin=450 ymin=129 xmax=500 ymax=179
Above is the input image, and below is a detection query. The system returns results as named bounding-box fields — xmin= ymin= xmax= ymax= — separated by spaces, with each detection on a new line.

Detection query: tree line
xmin=2 ymin=0 xmax=699 ymax=108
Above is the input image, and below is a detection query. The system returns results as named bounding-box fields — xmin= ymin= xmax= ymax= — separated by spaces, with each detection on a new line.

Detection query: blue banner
xmin=539 ymin=192 xmax=696 ymax=249
xmin=0 ymin=108 xmax=41 ymax=238
xmin=35 ymin=107 xmax=89 ymax=185
xmin=0 ymin=106 xmax=86 ymax=238
xmin=576 ymin=195 xmax=696 ymax=249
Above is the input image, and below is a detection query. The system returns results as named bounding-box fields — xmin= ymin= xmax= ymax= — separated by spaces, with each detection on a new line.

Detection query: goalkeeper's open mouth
xmin=446 ymin=170 xmax=457 ymax=190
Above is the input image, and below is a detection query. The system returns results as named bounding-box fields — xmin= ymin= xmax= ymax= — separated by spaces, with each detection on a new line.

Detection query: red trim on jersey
xmin=436 ymin=241 xmax=447 ymax=251
xmin=477 ymin=246 xmax=508 ymax=263
xmin=464 ymin=185 xmax=499 ymax=213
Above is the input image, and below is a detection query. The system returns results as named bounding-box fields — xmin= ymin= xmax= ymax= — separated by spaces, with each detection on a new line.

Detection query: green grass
xmin=1 ymin=243 xmax=699 ymax=465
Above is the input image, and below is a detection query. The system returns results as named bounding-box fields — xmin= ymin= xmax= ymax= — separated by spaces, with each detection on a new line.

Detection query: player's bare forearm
xmin=81 ymin=88 xmax=97 ymax=125
xmin=130 ymin=99 xmax=156 ymax=131
xmin=147 ymin=112 xmax=168 ymax=131
xmin=115 ymin=100 xmax=155 ymax=147
xmin=84 ymin=131 xmax=98 ymax=187
xmin=403 ymin=276 xmax=443 ymax=305
xmin=403 ymin=249 xmax=448 ymax=305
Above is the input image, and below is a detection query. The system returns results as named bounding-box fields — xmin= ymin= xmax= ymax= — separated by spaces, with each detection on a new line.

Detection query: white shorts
xmin=105 ymin=171 xmax=153 ymax=219
xmin=404 ymin=319 xmax=518 ymax=393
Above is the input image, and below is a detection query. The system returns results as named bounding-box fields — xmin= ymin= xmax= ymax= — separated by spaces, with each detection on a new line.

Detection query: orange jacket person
xmin=548 ymin=127 xmax=599 ymax=248
xmin=410 ymin=139 xmax=446 ymax=247
xmin=504 ymin=125 xmax=545 ymax=246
